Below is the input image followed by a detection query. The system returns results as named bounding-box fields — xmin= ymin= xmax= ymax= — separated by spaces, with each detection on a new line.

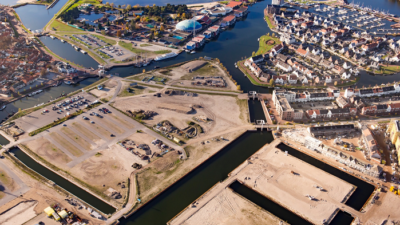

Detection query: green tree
xmin=126 ymin=4 xmax=132 ymax=11
xmin=269 ymin=79 xmax=275 ymax=86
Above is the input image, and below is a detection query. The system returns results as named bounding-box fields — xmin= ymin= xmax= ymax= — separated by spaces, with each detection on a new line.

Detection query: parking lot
xmin=72 ymin=34 xmax=108 ymax=49
xmin=13 ymin=92 xmax=97 ymax=134
xmin=99 ymin=45 xmax=135 ymax=61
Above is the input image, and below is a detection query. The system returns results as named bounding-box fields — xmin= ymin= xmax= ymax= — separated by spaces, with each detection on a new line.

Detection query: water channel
xmin=3 ymin=0 xmax=398 ymax=223
xmin=230 ymin=180 xmax=312 ymax=225
xmin=10 ymin=147 xmax=116 ymax=214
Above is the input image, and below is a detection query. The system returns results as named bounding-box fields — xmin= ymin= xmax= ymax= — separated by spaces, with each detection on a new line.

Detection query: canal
xmin=248 ymin=99 xmax=266 ymax=122
xmin=2 ymin=0 xmax=393 ymax=223
xmin=231 ymin=180 xmax=355 ymax=225
xmin=118 ymin=131 xmax=273 ymax=225
xmin=10 ymin=147 xmax=116 ymax=214
xmin=14 ymin=0 xmax=70 ymax=31
xmin=230 ymin=180 xmax=312 ymax=225
xmin=277 ymin=143 xmax=375 ymax=211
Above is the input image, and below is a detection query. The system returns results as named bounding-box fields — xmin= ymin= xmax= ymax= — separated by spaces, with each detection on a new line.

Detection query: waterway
xmin=118 ymin=131 xmax=273 ymax=225
xmin=14 ymin=0 xmax=70 ymax=31
xmin=10 ymin=147 xmax=116 ymax=214
xmin=230 ymin=180 xmax=312 ymax=225
xmin=232 ymin=172 xmax=358 ymax=225
xmin=3 ymin=0 xmax=394 ymax=223
xmin=248 ymin=99 xmax=266 ymax=122
xmin=39 ymin=36 xmax=100 ymax=68
xmin=277 ymin=143 xmax=375 ymax=211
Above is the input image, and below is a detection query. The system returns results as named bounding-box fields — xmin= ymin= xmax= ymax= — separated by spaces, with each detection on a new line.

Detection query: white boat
xmin=190 ymin=51 xmax=196 ymax=54
xmin=154 ymin=52 xmax=178 ymax=61
xmin=0 ymin=105 xmax=6 ymax=111
xmin=80 ymin=50 xmax=87 ymax=54
xmin=74 ymin=46 xmax=80 ymax=51
xmin=61 ymin=39 xmax=65 ymax=43
xmin=185 ymin=49 xmax=190 ymax=52
xmin=50 ymin=35 xmax=55 ymax=39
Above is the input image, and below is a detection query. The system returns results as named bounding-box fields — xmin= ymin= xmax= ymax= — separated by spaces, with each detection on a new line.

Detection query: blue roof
xmin=176 ymin=20 xmax=202 ymax=31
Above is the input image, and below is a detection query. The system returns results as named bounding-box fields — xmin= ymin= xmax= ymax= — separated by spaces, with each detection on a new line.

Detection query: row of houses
xmin=282 ymin=128 xmax=382 ymax=178
xmin=186 ymin=25 xmax=220 ymax=50
xmin=306 ymin=108 xmax=357 ymax=119
xmin=344 ymin=84 xmax=400 ymax=98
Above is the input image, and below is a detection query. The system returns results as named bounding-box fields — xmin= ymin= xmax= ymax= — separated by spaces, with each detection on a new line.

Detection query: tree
xmin=269 ymin=79 xmax=275 ymax=86
xmin=252 ymin=51 xmax=256 ymax=57
xmin=105 ymin=2 xmax=109 ymax=6
xmin=272 ymin=33 xmax=275 ymax=37
xmin=18 ymin=108 xmax=21 ymax=113
xmin=101 ymin=30 xmax=106 ymax=35
xmin=110 ymin=3 xmax=114 ymax=8
xmin=40 ymin=68 xmax=46 ymax=76
xmin=236 ymin=85 xmax=241 ymax=90
xmin=130 ymin=21 xmax=136 ymax=31
xmin=181 ymin=13 xmax=186 ymax=18
xmin=143 ymin=69 xmax=146 ymax=73
xmin=126 ymin=4 xmax=131 ymax=11
xmin=116 ymin=30 xmax=121 ymax=38
xmin=160 ymin=24 xmax=165 ymax=32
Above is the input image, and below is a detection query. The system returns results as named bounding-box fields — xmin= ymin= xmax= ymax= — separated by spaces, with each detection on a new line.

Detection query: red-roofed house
xmin=362 ymin=43 xmax=378 ymax=51
xmin=226 ymin=1 xmax=243 ymax=9
xmin=296 ymin=48 xmax=309 ymax=57
xmin=192 ymin=35 xmax=206 ymax=46
xmin=221 ymin=15 xmax=236 ymax=27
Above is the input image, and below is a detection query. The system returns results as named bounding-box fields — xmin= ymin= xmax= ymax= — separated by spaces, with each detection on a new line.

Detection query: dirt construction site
xmin=113 ymin=91 xmax=249 ymax=140
xmin=20 ymin=99 xmax=183 ymax=208
xmin=175 ymin=188 xmax=288 ymax=225
xmin=0 ymin=156 xmax=105 ymax=225
xmin=171 ymin=139 xmax=358 ymax=225
xmin=128 ymin=60 xmax=238 ymax=91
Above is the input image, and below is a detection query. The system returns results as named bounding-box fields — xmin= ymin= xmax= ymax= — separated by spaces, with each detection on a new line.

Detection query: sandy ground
xmin=25 ymin=137 xmax=72 ymax=168
xmin=90 ymin=79 xmax=119 ymax=98
xmin=0 ymin=201 xmax=38 ymax=225
xmin=181 ymin=188 xmax=285 ymax=225
xmin=169 ymin=61 xmax=237 ymax=91
xmin=363 ymin=191 xmax=400 ymax=224
xmin=0 ymin=157 xmax=104 ymax=225
xmin=117 ymin=81 xmax=160 ymax=98
xmin=17 ymin=0 xmax=36 ymax=3
xmin=235 ymin=144 xmax=354 ymax=225
xmin=128 ymin=60 xmax=237 ymax=91
xmin=137 ymin=129 xmax=247 ymax=205
xmin=113 ymin=93 xmax=248 ymax=138
xmin=320 ymin=136 xmax=365 ymax=160
xmin=25 ymin=212 xmax=59 ymax=225
xmin=68 ymin=144 xmax=136 ymax=205
xmin=0 ymin=168 xmax=18 ymax=194
xmin=186 ymin=2 xmax=220 ymax=10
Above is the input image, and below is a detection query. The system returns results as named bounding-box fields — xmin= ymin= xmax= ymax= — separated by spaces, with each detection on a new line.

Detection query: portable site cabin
xmin=44 ymin=206 xmax=61 ymax=221
xmin=44 ymin=207 xmax=55 ymax=217
xmin=58 ymin=210 xmax=68 ymax=219
xmin=52 ymin=212 xmax=61 ymax=221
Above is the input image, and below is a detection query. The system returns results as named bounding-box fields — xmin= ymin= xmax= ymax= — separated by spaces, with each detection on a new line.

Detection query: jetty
xmin=47 ymin=0 xmax=60 ymax=10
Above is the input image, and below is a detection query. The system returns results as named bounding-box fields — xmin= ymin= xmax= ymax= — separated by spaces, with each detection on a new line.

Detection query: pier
xmin=47 ymin=0 xmax=60 ymax=10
